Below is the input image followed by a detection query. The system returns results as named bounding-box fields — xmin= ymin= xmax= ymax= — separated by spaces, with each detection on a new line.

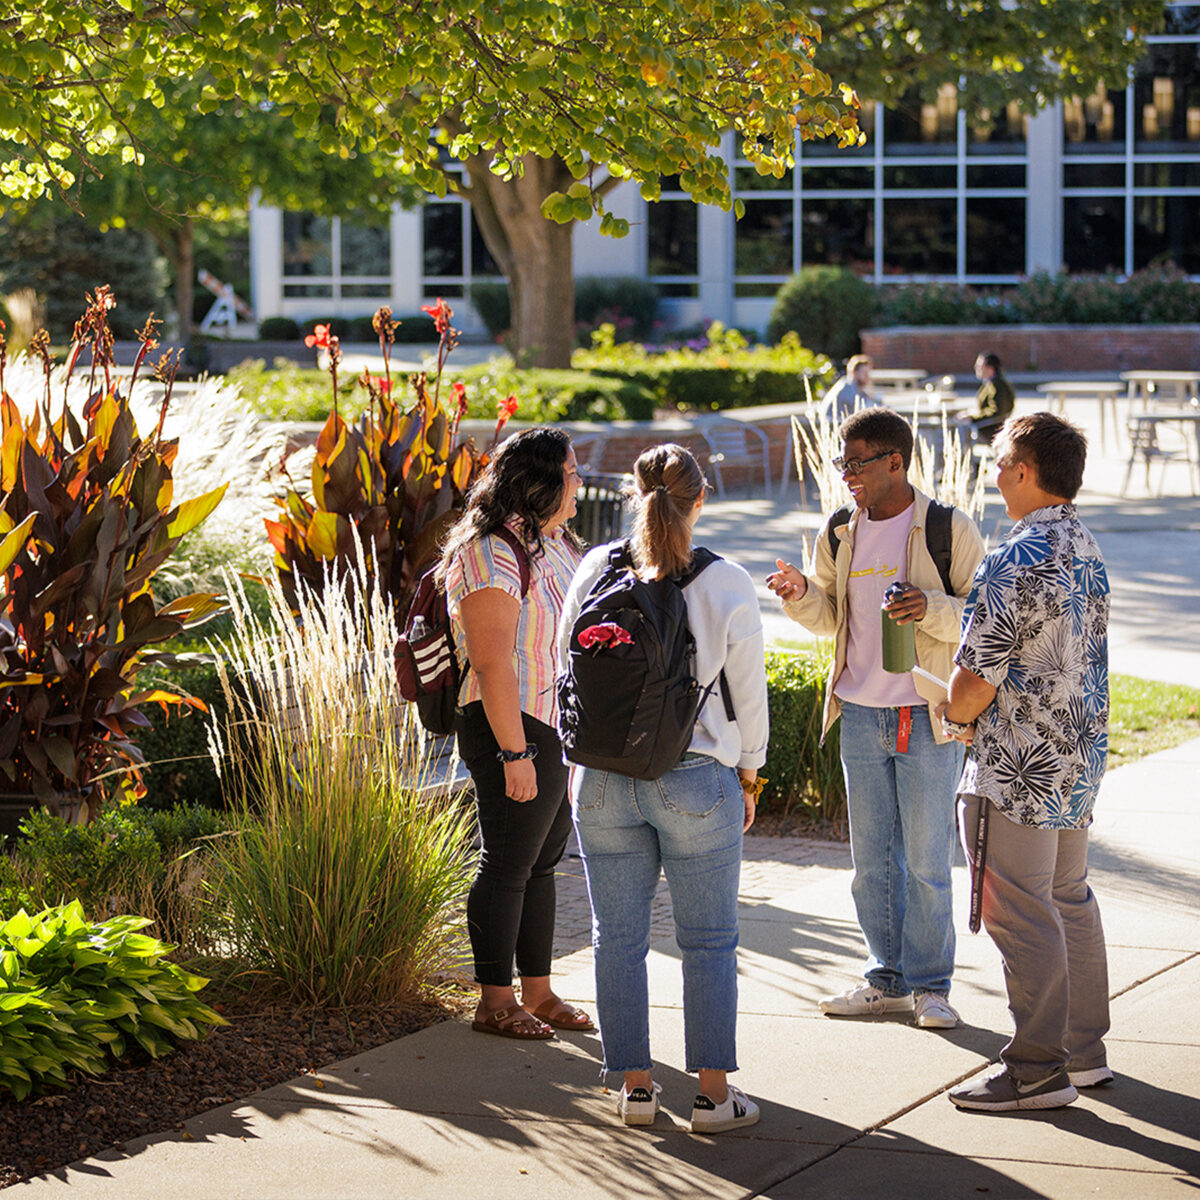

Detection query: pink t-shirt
xmin=834 ymin=504 xmax=924 ymax=709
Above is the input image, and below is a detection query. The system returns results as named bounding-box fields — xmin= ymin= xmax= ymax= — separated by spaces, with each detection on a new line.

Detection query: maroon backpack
xmin=394 ymin=526 xmax=530 ymax=736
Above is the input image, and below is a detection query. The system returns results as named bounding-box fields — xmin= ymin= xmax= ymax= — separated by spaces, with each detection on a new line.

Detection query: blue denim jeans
xmin=572 ymin=755 xmax=744 ymax=1075
xmin=838 ymin=701 xmax=962 ymax=998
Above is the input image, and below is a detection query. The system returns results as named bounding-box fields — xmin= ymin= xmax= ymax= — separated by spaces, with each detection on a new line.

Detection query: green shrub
xmin=137 ymin=660 xmax=229 ymax=812
xmin=576 ymin=323 xmax=830 ymax=411
xmin=226 ymin=358 xmax=366 ymax=422
xmin=761 ymin=646 xmax=845 ymax=822
xmin=767 ymin=267 xmax=879 ymax=360
xmin=469 ymin=280 xmax=511 ymax=339
xmin=574 ymin=275 xmax=659 ymax=342
xmin=257 ymin=316 xmax=301 ymax=340
xmin=0 ymin=902 xmax=225 ymax=1099
xmin=457 ymin=361 xmax=657 ymax=421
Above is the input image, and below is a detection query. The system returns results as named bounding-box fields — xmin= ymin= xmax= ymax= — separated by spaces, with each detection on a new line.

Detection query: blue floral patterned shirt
xmin=955 ymin=503 xmax=1110 ymax=829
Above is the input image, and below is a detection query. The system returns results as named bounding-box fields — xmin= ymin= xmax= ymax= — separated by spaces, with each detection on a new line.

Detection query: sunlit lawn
xmin=1108 ymin=674 xmax=1200 ymax=765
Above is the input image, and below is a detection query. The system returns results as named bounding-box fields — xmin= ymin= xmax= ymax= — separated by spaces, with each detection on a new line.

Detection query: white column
xmin=697 ymin=131 xmax=735 ymax=327
xmin=391 ymin=203 xmax=423 ymax=312
xmin=248 ymin=192 xmax=283 ymax=322
xmin=1026 ymin=105 xmax=1062 ymax=273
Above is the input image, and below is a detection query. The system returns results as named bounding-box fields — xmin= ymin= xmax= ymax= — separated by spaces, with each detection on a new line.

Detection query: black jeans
xmin=456 ymin=702 xmax=572 ymax=987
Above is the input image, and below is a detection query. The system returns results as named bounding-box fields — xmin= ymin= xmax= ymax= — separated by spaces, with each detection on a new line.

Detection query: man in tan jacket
xmin=768 ymin=407 xmax=985 ymax=1030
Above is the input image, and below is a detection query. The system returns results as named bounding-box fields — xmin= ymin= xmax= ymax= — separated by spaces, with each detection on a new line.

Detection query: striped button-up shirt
xmin=445 ymin=521 xmax=581 ymax=728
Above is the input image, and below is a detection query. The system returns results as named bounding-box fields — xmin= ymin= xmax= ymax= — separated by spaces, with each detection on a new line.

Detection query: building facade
xmin=249 ymin=7 xmax=1200 ymax=339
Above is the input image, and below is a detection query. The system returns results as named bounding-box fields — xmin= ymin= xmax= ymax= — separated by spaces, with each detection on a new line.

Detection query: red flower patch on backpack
xmin=577 ymin=622 xmax=634 ymax=651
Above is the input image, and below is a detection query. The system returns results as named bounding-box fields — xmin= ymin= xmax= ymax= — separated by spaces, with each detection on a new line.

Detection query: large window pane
xmin=966 ymin=164 xmax=1026 ymax=188
xmin=734 ymin=199 xmax=793 ymax=274
xmin=967 ymin=199 xmax=1026 ymax=274
xmin=968 ymin=103 xmax=1028 ymax=153
xmin=1065 ymin=163 xmax=1125 ymax=188
xmin=1062 ymin=84 xmax=1126 ymax=153
xmin=1134 ymin=42 xmax=1200 ymax=151
xmin=882 ymin=198 xmax=956 ymax=274
xmin=1063 ymin=197 xmax=1125 ymax=271
xmin=469 ymin=213 xmax=501 ymax=276
xmin=647 ymin=200 xmax=698 ymax=275
xmin=423 ymin=203 xmax=463 ymax=276
xmin=883 ymin=86 xmax=958 ymax=156
xmin=340 ymin=219 xmax=390 ymax=276
xmin=734 ymin=165 xmax=793 ymax=191
xmin=802 ymin=165 xmax=873 ymax=190
xmin=1134 ymin=194 xmax=1200 ymax=271
xmin=802 ymin=198 xmax=874 ymax=270
xmin=283 ymin=213 xmax=331 ymax=277
xmin=883 ymin=164 xmax=956 ymax=189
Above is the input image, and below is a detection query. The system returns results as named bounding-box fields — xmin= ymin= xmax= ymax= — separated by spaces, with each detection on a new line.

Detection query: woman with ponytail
xmin=556 ymin=443 xmax=769 ymax=1133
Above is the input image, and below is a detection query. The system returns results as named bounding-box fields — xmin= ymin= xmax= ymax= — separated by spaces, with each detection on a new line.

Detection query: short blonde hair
xmin=846 ymin=355 xmax=871 ymax=373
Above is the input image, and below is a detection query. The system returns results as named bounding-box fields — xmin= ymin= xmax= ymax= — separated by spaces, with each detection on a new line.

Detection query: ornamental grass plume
xmin=208 ymin=545 xmax=477 ymax=1007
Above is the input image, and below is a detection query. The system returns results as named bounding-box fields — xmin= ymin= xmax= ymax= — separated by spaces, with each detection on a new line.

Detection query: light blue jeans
xmin=572 ymin=755 xmax=744 ymax=1075
xmin=838 ymin=701 xmax=962 ymax=998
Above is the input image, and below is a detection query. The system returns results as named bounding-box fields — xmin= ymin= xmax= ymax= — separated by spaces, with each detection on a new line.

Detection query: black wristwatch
xmin=497 ymin=743 xmax=539 ymax=763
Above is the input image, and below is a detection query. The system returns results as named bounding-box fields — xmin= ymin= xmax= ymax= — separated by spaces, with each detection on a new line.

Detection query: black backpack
xmin=394 ymin=527 xmax=530 ymax=736
xmin=557 ymin=541 xmax=734 ymax=781
xmin=826 ymin=499 xmax=956 ymax=595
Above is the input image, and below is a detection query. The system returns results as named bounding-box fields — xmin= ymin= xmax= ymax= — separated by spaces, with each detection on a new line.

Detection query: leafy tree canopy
xmin=0 ymin=0 xmax=860 ymax=222
xmin=814 ymin=0 xmax=1168 ymax=111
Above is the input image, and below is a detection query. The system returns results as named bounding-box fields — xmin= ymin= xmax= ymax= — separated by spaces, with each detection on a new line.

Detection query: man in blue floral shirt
xmin=936 ymin=412 xmax=1111 ymax=1113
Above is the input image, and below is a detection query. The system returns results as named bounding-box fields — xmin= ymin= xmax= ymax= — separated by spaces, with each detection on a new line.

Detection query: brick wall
xmin=861 ymin=325 xmax=1200 ymax=374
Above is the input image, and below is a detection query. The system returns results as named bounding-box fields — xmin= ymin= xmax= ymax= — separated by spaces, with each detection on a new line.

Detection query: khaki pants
xmin=960 ymin=795 xmax=1110 ymax=1082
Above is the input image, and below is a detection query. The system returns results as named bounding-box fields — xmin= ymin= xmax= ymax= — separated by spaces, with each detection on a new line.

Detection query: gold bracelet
xmin=740 ymin=775 xmax=766 ymax=799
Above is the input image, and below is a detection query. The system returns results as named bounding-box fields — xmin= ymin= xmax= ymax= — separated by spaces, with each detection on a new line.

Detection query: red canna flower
xmin=493 ymin=393 xmax=519 ymax=442
xmin=305 ymin=323 xmax=331 ymax=350
xmin=451 ymin=381 xmax=468 ymax=419
xmin=372 ymin=375 xmax=392 ymax=396
xmin=421 ymin=298 xmax=453 ymax=335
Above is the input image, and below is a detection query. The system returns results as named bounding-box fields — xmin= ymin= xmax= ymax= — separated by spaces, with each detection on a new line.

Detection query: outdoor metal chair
xmin=1122 ymin=417 xmax=1199 ymax=496
xmin=698 ymin=418 xmax=772 ymax=498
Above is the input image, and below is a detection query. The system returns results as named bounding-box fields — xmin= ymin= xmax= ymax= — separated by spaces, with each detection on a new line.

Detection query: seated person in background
xmin=823 ymin=355 xmax=874 ymax=423
xmin=971 ymin=353 xmax=1015 ymax=445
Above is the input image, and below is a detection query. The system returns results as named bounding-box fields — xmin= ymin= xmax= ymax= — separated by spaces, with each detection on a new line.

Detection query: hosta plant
xmin=0 ymin=287 xmax=227 ymax=818
xmin=268 ymin=299 xmax=515 ymax=617
xmin=0 ymin=900 xmax=225 ymax=1101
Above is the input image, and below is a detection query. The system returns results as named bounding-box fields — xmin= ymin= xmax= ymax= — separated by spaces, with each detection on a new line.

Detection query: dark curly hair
xmin=838 ymin=406 xmax=915 ymax=470
xmin=437 ymin=427 xmax=582 ymax=581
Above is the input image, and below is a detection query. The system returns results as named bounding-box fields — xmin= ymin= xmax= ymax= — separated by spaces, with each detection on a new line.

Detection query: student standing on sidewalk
xmin=558 ymin=444 xmax=769 ymax=1133
xmin=767 ymin=408 xmax=984 ymax=1030
xmin=939 ymin=413 xmax=1112 ymax=1112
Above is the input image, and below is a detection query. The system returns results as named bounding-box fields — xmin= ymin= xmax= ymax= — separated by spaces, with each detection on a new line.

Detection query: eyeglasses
xmin=831 ymin=450 xmax=897 ymax=475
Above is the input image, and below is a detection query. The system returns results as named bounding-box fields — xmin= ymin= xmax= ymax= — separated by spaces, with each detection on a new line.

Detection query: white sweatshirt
xmin=556 ymin=545 xmax=769 ymax=772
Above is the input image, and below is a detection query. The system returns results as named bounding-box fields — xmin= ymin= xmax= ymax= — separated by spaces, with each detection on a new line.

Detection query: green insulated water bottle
xmin=881 ymin=583 xmax=916 ymax=674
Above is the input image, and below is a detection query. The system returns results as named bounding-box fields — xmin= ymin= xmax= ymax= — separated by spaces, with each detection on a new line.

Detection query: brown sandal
xmin=530 ymin=998 xmax=596 ymax=1032
xmin=471 ymin=1006 xmax=554 ymax=1040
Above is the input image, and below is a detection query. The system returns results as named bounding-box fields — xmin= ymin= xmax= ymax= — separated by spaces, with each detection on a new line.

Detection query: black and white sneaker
xmin=617 ymin=1081 xmax=661 ymax=1126
xmin=690 ymin=1085 xmax=760 ymax=1133
xmin=949 ymin=1066 xmax=1077 ymax=1112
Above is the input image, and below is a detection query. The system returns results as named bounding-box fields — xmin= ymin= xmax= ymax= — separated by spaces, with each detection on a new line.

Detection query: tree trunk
xmin=171 ymin=219 xmax=195 ymax=343
xmin=460 ymin=153 xmax=576 ymax=370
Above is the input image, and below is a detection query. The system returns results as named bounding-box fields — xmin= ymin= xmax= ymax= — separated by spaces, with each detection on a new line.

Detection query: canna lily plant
xmin=0 ymin=287 xmax=228 ymax=820
xmin=267 ymin=299 xmax=516 ymax=617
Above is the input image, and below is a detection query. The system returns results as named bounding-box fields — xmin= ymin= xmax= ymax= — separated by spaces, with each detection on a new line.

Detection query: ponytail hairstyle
xmin=628 ymin=443 xmax=708 ymax=579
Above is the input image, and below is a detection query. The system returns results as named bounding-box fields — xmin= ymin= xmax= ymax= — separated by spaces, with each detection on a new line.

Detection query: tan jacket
xmin=782 ymin=489 xmax=986 ymax=745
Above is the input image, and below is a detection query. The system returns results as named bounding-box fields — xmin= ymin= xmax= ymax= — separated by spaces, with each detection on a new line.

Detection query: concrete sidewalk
xmin=18 ymin=738 xmax=1199 ymax=1198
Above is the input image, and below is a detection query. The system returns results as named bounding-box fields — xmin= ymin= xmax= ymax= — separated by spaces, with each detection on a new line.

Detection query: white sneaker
xmin=914 ymin=992 xmax=961 ymax=1029
xmin=617 ymin=1081 xmax=661 ymax=1126
xmin=690 ymin=1084 xmax=760 ymax=1134
xmin=1068 ymin=1065 xmax=1114 ymax=1088
xmin=818 ymin=983 xmax=913 ymax=1017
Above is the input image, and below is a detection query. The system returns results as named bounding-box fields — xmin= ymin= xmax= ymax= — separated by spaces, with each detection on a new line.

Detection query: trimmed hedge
xmin=456 ymin=363 xmax=657 ymax=422
xmin=593 ymin=361 xmax=816 ymax=411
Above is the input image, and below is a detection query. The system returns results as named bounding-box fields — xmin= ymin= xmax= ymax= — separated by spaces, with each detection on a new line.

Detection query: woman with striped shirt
xmin=438 ymin=427 xmax=595 ymax=1040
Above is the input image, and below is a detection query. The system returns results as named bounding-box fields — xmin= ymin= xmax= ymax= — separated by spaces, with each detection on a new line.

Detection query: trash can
xmin=571 ymin=472 xmax=628 ymax=547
